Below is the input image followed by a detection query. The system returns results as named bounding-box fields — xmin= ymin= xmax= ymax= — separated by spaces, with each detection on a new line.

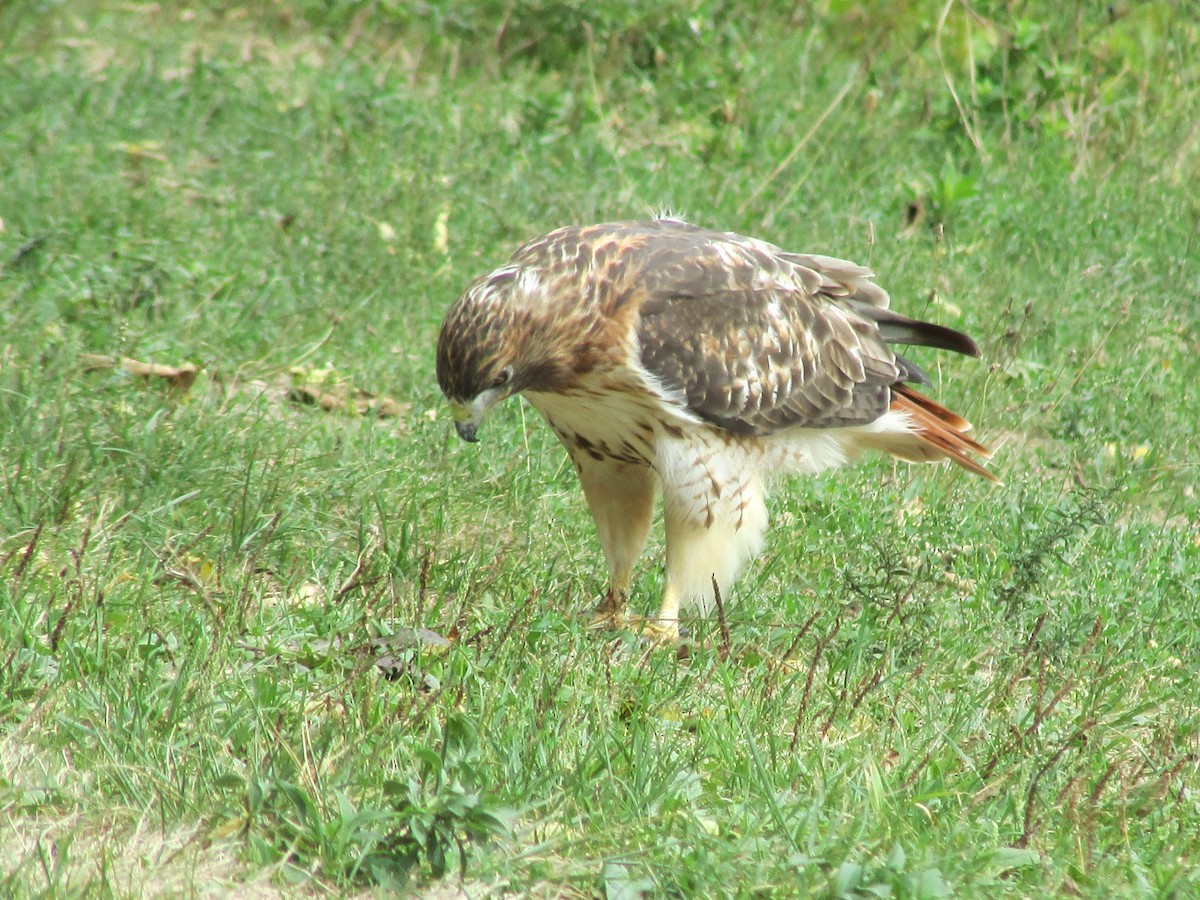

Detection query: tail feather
xmin=857 ymin=305 xmax=982 ymax=358
xmin=889 ymin=383 xmax=998 ymax=482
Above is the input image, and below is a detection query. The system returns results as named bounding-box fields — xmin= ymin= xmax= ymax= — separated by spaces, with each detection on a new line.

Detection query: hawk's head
xmin=436 ymin=265 xmax=577 ymax=442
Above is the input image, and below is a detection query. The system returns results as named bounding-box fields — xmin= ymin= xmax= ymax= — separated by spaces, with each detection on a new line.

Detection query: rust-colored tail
xmin=889 ymin=383 xmax=998 ymax=482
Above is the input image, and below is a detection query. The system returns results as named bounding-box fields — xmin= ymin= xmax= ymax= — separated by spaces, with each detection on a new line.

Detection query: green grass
xmin=2 ymin=1 xmax=1198 ymax=896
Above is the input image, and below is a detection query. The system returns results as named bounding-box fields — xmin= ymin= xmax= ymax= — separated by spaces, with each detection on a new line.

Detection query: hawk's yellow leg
xmin=575 ymin=458 xmax=656 ymax=633
xmin=643 ymin=584 xmax=682 ymax=644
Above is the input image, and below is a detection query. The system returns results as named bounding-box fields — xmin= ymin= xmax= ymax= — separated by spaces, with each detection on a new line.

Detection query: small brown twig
xmin=712 ymin=574 xmax=730 ymax=662
xmin=789 ymin=616 xmax=843 ymax=752
xmin=761 ymin=608 xmax=821 ymax=702
xmin=1016 ymin=723 xmax=1092 ymax=849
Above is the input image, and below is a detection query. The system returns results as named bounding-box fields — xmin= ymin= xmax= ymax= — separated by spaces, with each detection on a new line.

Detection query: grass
xmin=2 ymin=1 xmax=1198 ymax=896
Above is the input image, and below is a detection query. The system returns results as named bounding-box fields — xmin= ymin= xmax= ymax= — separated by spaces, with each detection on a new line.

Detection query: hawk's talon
xmin=587 ymin=608 xmax=637 ymax=632
xmin=640 ymin=619 xmax=681 ymax=646
xmin=587 ymin=588 xmax=633 ymax=632
xmin=587 ymin=607 xmax=682 ymax=649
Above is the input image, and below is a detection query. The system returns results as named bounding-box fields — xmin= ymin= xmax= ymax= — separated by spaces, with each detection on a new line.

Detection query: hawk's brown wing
xmin=635 ymin=233 xmax=977 ymax=436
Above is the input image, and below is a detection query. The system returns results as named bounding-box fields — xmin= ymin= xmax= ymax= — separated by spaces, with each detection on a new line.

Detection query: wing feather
xmin=634 ymin=228 xmax=975 ymax=435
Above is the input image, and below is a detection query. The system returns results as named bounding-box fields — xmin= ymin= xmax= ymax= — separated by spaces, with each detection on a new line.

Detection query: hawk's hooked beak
xmin=449 ymin=389 xmax=506 ymax=443
xmin=446 ymin=364 xmax=517 ymax=443
xmin=450 ymin=401 xmax=481 ymax=443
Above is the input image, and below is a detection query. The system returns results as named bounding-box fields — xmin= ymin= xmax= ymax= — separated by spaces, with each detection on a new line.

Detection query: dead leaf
xmin=81 ymin=353 xmax=118 ymax=371
xmin=370 ymin=628 xmax=453 ymax=653
xmin=904 ymin=196 xmax=926 ymax=228
xmin=287 ymin=384 xmax=343 ymax=412
xmin=288 ymin=383 xmax=410 ymax=419
xmin=121 ymin=357 xmax=199 ymax=390
xmin=82 ymin=354 xmax=199 ymax=390
xmin=368 ymin=629 xmax=452 ymax=685
xmin=365 ymin=396 xmax=410 ymax=417
xmin=288 ymin=363 xmax=337 ymax=384
xmin=352 ymin=389 xmax=410 ymax=418
xmin=433 ymin=205 xmax=450 ymax=255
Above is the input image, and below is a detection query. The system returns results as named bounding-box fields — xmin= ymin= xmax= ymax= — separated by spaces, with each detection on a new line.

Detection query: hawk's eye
xmin=492 ymin=366 xmax=513 ymax=389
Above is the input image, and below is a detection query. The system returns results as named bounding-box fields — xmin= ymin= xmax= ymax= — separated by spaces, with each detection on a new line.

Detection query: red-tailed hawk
xmin=437 ymin=218 xmax=994 ymax=642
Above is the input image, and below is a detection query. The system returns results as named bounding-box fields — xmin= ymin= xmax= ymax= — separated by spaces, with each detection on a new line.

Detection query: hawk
xmin=436 ymin=218 xmax=994 ymax=642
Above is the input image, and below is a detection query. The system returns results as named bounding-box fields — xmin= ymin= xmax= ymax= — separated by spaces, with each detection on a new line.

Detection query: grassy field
xmin=2 ymin=1 xmax=1198 ymax=896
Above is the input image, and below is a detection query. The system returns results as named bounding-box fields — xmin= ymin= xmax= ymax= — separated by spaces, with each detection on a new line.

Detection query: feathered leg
xmin=574 ymin=457 xmax=657 ymax=629
xmin=653 ymin=463 xmax=768 ymax=643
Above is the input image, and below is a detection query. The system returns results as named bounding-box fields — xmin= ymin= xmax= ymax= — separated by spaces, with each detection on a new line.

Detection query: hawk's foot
xmin=586 ymin=591 xmax=683 ymax=648
xmin=640 ymin=618 xmax=681 ymax=646
xmin=587 ymin=588 xmax=632 ymax=632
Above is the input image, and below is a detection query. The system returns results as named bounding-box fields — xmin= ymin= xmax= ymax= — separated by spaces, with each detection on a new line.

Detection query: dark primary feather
xmin=855 ymin=304 xmax=981 ymax=357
